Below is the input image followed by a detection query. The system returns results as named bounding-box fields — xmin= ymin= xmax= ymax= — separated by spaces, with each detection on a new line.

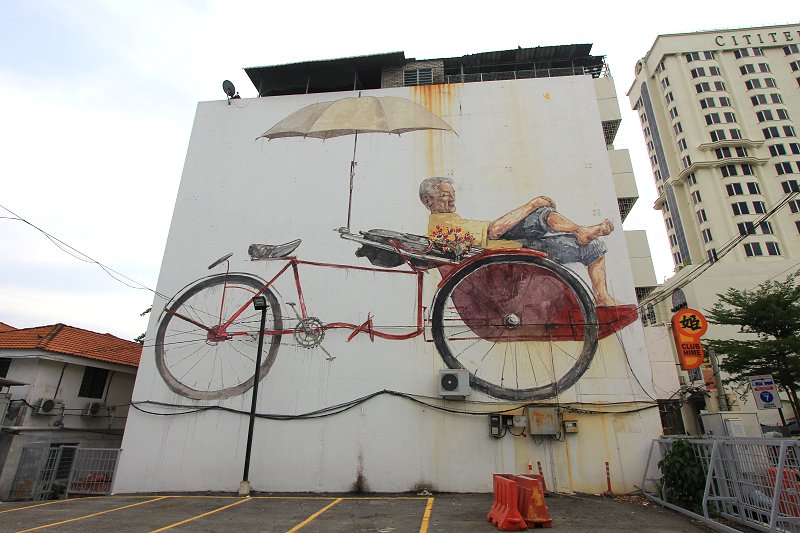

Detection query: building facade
xmin=628 ymin=24 xmax=800 ymax=430
xmin=0 ymin=323 xmax=140 ymax=500
xmin=115 ymin=45 xmax=665 ymax=494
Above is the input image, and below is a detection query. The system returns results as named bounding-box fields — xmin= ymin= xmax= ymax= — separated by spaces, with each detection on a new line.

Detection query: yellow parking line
xmin=148 ymin=497 xmax=251 ymax=532
xmin=286 ymin=498 xmax=342 ymax=532
xmin=420 ymin=497 xmax=434 ymax=533
xmin=0 ymin=497 xmax=102 ymax=514
xmin=15 ymin=496 xmax=168 ymax=533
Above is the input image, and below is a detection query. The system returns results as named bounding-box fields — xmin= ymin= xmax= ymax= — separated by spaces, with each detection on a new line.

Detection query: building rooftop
xmin=0 ymin=323 xmax=141 ymax=367
xmin=245 ymin=44 xmax=607 ymax=97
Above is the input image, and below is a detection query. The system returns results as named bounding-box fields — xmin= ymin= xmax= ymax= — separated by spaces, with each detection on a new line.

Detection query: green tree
xmin=705 ymin=271 xmax=800 ymax=423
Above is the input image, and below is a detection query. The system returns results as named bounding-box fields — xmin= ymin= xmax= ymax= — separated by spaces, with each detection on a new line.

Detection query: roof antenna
xmin=222 ymin=80 xmax=240 ymax=105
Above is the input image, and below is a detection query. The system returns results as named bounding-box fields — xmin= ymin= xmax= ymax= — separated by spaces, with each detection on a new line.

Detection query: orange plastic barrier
xmin=487 ymin=475 xmax=527 ymax=531
xmin=514 ymin=475 xmax=553 ymax=528
xmin=768 ymin=467 xmax=800 ymax=517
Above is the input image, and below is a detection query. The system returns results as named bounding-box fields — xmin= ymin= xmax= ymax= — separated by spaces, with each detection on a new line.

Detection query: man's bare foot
xmin=575 ymin=219 xmax=614 ymax=245
xmin=595 ymin=293 xmax=619 ymax=306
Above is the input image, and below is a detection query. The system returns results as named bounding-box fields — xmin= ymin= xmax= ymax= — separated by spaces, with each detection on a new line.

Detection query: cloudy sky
xmin=0 ymin=1 xmax=795 ymax=341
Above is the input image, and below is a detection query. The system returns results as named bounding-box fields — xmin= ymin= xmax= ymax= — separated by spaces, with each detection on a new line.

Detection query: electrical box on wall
xmin=489 ymin=414 xmax=503 ymax=438
xmin=564 ymin=420 xmax=579 ymax=433
xmin=526 ymin=407 xmax=559 ymax=435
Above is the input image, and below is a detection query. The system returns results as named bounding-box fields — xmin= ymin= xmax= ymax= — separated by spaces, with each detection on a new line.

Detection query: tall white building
xmin=629 ymin=24 xmax=800 ymax=431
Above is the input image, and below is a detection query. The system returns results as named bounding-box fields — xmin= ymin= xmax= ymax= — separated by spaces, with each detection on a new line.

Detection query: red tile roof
xmin=0 ymin=322 xmax=16 ymax=332
xmin=0 ymin=324 xmax=140 ymax=367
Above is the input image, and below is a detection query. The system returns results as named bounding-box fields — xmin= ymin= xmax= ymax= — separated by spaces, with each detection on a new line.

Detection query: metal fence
xmin=643 ymin=436 xmax=800 ymax=532
xmin=10 ymin=446 xmax=120 ymax=501
xmin=444 ymin=65 xmax=606 ymax=85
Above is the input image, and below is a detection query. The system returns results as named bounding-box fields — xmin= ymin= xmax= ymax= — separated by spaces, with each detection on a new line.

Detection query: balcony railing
xmin=445 ymin=64 xmax=609 ymax=84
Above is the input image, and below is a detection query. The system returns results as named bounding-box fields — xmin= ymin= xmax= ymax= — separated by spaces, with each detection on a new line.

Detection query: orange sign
xmin=672 ymin=308 xmax=708 ymax=370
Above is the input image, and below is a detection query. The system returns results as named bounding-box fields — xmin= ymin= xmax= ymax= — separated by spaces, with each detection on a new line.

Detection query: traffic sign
xmin=748 ymin=375 xmax=782 ymax=409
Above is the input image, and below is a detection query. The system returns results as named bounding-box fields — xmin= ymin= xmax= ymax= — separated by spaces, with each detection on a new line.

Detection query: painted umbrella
xmin=258 ymin=95 xmax=454 ymax=228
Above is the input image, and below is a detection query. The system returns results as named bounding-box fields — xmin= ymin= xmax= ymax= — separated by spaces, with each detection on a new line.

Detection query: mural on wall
xmin=154 ymin=94 xmax=637 ymax=403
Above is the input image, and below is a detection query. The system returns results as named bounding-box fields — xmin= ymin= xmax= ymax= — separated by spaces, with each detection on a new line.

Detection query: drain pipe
xmin=0 ymin=426 xmax=63 ymax=432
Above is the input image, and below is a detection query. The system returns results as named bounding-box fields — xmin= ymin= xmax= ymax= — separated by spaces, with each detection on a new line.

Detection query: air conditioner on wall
xmin=82 ymin=402 xmax=106 ymax=417
xmin=439 ymin=369 xmax=471 ymax=398
xmin=36 ymin=398 xmax=64 ymax=415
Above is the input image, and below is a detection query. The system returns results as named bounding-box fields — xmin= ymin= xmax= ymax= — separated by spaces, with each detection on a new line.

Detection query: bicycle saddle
xmin=248 ymin=239 xmax=301 ymax=260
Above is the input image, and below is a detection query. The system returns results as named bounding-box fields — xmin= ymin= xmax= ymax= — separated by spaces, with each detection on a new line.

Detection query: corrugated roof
xmin=0 ymin=323 xmax=140 ymax=367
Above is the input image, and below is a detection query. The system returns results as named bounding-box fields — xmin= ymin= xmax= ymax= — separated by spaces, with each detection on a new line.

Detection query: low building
xmin=0 ymin=323 xmax=140 ymax=500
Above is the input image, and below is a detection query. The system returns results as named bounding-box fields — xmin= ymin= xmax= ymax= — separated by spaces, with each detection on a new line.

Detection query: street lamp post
xmin=240 ymin=295 xmax=268 ymax=496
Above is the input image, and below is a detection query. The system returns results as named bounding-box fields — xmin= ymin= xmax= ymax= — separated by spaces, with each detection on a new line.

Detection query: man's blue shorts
xmin=499 ymin=206 xmax=606 ymax=266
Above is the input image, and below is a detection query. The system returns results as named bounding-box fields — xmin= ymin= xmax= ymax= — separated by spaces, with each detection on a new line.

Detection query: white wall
xmin=116 ymin=76 xmax=662 ymax=493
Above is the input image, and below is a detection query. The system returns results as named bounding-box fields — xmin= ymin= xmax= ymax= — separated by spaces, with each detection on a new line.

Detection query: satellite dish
xmin=222 ymin=80 xmax=240 ymax=104
xmin=223 ymin=80 xmax=236 ymax=98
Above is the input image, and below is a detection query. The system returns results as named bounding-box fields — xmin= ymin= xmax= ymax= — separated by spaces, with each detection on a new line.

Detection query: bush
xmin=658 ymin=439 xmax=706 ymax=513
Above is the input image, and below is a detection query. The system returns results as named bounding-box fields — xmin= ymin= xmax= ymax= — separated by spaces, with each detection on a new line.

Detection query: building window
xmin=790 ymin=200 xmax=800 ymax=214
xmin=766 ymin=242 xmax=781 ymax=256
xmin=702 ymin=228 xmax=713 ymax=243
xmin=710 ymin=129 xmax=726 ymax=142
xmin=782 ymin=180 xmax=800 ymax=193
xmin=791 ymin=61 xmax=800 ymax=72
xmin=669 ymin=107 xmax=680 ymax=119
xmin=796 ymin=221 xmax=800 ymax=234
xmin=686 ymin=52 xmax=701 ymax=62
xmin=744 ymin=242 xmax=763 ymax=256
xmin=644 ymin=126 xmax=651 ymax=137
xmin=745 ymin=78 xmax=762 ymax=90
xmin=661 ymin=77 xmax=671 ymax=89
xmin=770 ymin=144 xmax=787 ymax=157
xmin=751 ymin=94 xmax=768 ymax=106
xmin=730 ymin=128 xmax=742 ymax=139
xmin=740 ymin=64 xmax=756 ymax=75
xmin=673 ymin=122 xmax=683 ymax=136
xmin=673 ymin=251 xmax=683 ymax=264
xmin=763 ymin=126 xmax=780 ymax=139
xmin=707 ymin=249 xmax=718 ymax=263
xmin=760 ymin=221 xmax=774 ymax=234
xmin=696 ymin=209 xmax=707 ymax=223
xmin=695 ymin=82 xmax=710 ymax=93
xmin=721 ymin=164 xmax=738 ymax=177
xmin=706 ymin=113 xmax=721 ymax=125
xmin=741 ymin=164 xmax=754 ymax=175
xmin=678 ymin=138 xmax=688 ymax=151
xmin=0 ymin=358 xmax=10 ymax=378
xmin=669 ymin=234 xmax=678 ymax=247
xmin=758 ymin=63 xmax=771 ymax=73
xmin=735 ymin=147 xmax=749 ymax=157
xmin=753 ymin=201 xmax=767 ymax=214
xmin=724 ymin=112 xmax=737 ymax=123
xmin=665 ymin=92 xmax=674 ymax=103
xmin=777 ymin=109 xmax=791 ymax=120
xmin=726 ymin=183 xmax=744 ymax=196
xmin=716 ymin=147 xmax=732 ymax=159
xmin=785 ymin=44 xmax=800 ymax=55
xmin=757 ymin=110 xmax=774 ymax=122
xmin=700 ymin=97 xmax=715 ymax=109
xmin=747 ymin=182 xmax=761 ymax=194
xmin=719 ymin=97 xmax=732 ymax=107
xmin=654 ymin=169 xmax=662 ymax=181
xmin=665 ymin=217 xmax=674 ymax=230
xmin=766 ymin=77 xmax=778 ymax=88
xmin=78 ymin=366 xmax=109 ymax=399
xmin=710 ymin=66 xmax=721 ymax=76
xmin=687 ymin=173 xmax=697 ymax=186
xmin=714 ymin=81 xmax=726 ymax=91
xmin=784 ymin=125 xmax=797 ymax=137
xmin=691 ymin=190 xmax=702 ymax=204
xmin=737 ymin=222 xmax=755 ymax=236
xmin=403 ymin=68 xmax=433 ymax=87
xmin=691 ymin=67 xmax=707 ymax=78
xmin=791 ymin=143 xmax=800 ymax=155
xmin=771 ymin=93 xmax=784 ymax=104
xmin=776 ymin=162 xmax=794 ymax=175
xmin=732 ymin=202 xmax=749 ymax=215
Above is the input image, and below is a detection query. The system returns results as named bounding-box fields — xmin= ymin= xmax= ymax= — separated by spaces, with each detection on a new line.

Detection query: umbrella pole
xmin=346 ymin=132 xmax=358 ymax=230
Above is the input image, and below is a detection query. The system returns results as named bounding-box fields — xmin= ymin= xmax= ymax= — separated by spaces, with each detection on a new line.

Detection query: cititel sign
xmin=672 ymin=308 xmax=708 ymax=370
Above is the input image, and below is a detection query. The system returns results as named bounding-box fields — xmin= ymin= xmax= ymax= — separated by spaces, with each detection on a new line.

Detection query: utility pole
xmin=709 ymin=349 xmax=729 ymax=411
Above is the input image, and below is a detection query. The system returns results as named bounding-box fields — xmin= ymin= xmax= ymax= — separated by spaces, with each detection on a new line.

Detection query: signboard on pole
xmin=671 ymin=308 xmax=708 ymax=370
xmin=749 ymin=375 xmax=782 ymax=409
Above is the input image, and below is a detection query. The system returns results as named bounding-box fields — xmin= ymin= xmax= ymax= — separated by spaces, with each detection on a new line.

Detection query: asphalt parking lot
xmin=0 ymin=493 xmax=712 ymax=532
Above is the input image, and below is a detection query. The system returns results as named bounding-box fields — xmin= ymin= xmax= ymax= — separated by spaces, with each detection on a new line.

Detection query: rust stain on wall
xmin=411 ymin=84 xmax=457 ymax=177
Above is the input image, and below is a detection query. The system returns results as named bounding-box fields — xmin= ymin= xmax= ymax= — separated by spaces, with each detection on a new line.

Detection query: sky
xmin=0 ymin=1 xmax=796 ymax=341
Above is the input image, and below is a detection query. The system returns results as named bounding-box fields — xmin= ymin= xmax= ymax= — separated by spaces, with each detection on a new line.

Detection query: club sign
xmin=672 ymin=308 xmax=708 ymax=370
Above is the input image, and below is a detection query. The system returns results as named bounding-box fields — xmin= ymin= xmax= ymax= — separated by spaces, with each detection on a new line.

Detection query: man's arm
xmin=487 ymin=196 xmax=555 ymax=239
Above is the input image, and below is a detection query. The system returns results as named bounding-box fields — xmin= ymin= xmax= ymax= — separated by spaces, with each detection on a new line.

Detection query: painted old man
xmin=419 ymin=176 xmax=618 ymax=306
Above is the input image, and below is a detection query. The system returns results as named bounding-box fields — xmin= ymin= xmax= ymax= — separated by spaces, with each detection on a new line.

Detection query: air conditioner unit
xmin=82 ymin=402 xmax=106 ymax=417
xmin=439 ymin=369 xmax=471 ymax=398
xmin=36 ymin=398 xmax=64 ymax=415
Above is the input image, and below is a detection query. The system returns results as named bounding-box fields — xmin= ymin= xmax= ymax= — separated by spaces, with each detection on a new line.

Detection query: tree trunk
xmin=787 ymin=384 xmax=800 ymax=425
